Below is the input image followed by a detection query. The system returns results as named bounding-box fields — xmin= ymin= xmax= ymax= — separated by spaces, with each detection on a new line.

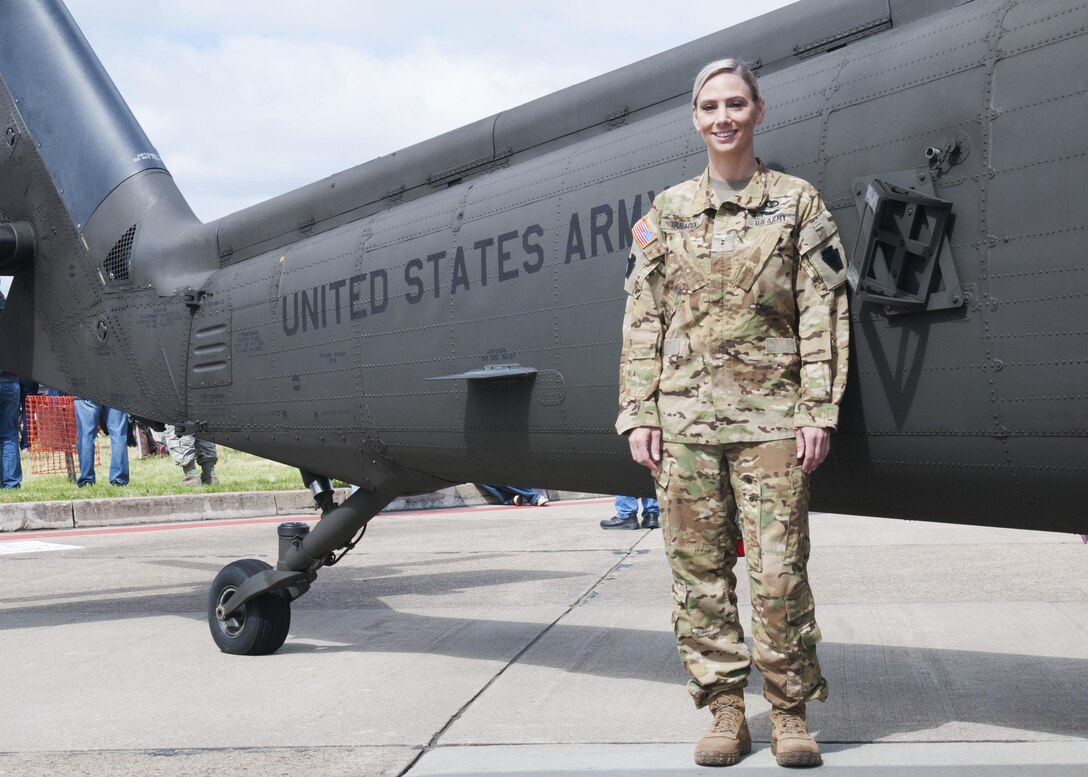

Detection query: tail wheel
xmin=208 ymin=559 xmax=291 ymax=655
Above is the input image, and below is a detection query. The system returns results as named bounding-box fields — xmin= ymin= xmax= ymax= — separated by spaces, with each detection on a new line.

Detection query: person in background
xmin=73 ymin=398 xmax=129 ymax=487
xmin=600 ymin=495 xmax=659 ymax=529
xmin=0 ymin=291 xmax=22 ymax=489
xmin=133 ymin=420 xmax=167 ymax=459
xmin=18 ymin=378 xmax=38 ymax=450
xmin=165 ymin=426 xmax=218 ymax=486
xmin=476 ymin=484 xmax=549 ymax=507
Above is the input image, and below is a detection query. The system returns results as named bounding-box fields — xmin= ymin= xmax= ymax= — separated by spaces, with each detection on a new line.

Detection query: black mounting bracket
xmin=849 ymin=169 xmax=964 ymax=315
xmin=183 ymin=289 xmax=206 ymax=311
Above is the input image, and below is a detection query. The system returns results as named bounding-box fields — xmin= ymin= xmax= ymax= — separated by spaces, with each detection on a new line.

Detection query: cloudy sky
xmin=64 ymin=0 xmax=795 ymax=221
xmin=2 ymin=1 xmax=795 ymax=297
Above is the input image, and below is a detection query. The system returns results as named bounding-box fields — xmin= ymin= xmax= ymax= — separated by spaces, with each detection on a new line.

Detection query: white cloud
xmin=60 ymin=1 xmax=796 ymax=221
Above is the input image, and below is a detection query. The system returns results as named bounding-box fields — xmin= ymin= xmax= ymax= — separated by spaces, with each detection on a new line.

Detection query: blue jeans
xmin=18 ymin=379 xmax=37 ymax=449
xmin=614 ymin=495 xmax=658 ymax=517
xmin=74 ymin=400 xmax=129 ymax=486
xmin=478 ymin=484 xmax=543 ymax=506
xmin=0 ymin=379 xmax=22 ymax=488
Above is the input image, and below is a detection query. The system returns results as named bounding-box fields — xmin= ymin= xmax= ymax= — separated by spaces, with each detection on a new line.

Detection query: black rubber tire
xmin=208 ymin=559 xmax=291 ymax=655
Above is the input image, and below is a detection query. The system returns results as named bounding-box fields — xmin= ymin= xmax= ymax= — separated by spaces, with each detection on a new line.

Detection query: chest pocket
xmin=663 ymin=220 xmax=711 ymax=295
xmin=732 ymin=227 xmax=784 ymax=292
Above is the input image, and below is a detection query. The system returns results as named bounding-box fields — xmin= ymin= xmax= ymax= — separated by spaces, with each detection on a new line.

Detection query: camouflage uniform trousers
xmin=656 ymin=437 xmax=828 ymax=711
xmin=164 ymin=427 xmax=218 ymax=469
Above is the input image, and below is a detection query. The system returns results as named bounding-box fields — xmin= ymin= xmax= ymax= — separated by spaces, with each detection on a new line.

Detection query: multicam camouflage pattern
xmin=658 ymin=438 xmax=828 ymax=710
xmin=616 ymin=165 xmax=843 ymax=711
xmin=616 ymin=164 xmax=850 ymax=443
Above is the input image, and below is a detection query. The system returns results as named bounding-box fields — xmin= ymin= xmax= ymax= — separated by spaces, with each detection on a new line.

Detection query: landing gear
xmin=300 ymin=469 xmax=338 ymax=514
xmin=208 ymin=559 xmax=291 ymax=655
xmin=206 ymin=486 xmax=398 ymax=655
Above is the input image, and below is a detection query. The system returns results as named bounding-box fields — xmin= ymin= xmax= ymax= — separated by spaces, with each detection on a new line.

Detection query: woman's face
xmin=692 ymin=72 xmax=765 ymax=161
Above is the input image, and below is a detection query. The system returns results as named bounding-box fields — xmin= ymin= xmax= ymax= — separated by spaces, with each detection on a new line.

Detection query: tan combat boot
xmin=694 ymin=690 xmax=751 ymax=766
xmin=770 ymin=705 xmax=822 ymax=767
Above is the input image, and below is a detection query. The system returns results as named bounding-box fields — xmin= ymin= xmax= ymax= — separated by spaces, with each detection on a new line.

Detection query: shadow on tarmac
xmin=3 ymin=557 xmax=1086 ymax=745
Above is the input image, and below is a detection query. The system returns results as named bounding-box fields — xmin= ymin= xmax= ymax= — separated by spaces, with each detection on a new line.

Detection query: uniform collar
xmin=686 ymin=161 xmax=771 ymax=215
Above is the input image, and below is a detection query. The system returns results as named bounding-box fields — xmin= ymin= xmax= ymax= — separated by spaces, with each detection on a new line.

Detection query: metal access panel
xmin=849 ymin=171 xmax=963 ymax=314
xmin=187 ymin=296 xmax=232 ymax=390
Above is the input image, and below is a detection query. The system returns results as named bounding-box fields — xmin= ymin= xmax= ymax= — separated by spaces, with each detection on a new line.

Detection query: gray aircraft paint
xmin=0 ymin=0 xmax=1085 ymax=535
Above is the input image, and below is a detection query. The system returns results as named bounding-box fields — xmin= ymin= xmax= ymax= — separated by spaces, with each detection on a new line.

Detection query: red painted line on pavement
xmin=0 ymin=497 xmax=612 ymax=541
xmin=0 ymin=516 xmax=317 ymax=541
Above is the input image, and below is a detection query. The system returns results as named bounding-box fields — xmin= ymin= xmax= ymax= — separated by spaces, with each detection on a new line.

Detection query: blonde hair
xmin=691 ymin=58 xmax=761 ymax=106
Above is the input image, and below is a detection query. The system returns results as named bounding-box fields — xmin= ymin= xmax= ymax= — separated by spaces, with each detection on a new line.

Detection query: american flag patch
xmin=632 ymin=217 xmax=657 ymax=250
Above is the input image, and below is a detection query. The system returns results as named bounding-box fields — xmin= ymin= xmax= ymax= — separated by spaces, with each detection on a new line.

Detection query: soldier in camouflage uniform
xmin=616 ymin=59 xmax=849 ymax=768
xmin=165 ymin=426 xmax=219 ymax=486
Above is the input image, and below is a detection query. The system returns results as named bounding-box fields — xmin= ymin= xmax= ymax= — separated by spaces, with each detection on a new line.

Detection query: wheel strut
xmin=207 ymin=486 xmax=395 ymax=655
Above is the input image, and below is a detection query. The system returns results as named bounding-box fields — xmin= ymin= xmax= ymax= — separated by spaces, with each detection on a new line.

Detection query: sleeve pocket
xmin=626 ymin=327 xmax=660 ymax=360
xmin=623 ymin=328 xmax=661 ymax=400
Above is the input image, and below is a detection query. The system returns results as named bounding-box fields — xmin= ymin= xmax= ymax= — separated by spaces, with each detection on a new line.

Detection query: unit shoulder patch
xmin=805 ymin=244 xmax=847 ymax=293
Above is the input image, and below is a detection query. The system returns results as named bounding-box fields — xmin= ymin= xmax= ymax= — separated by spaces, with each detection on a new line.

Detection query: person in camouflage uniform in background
xmin=165 ymin=426 xmax=219 ymax=487
xmin=616 ymin=58 xmax=850 ymax=768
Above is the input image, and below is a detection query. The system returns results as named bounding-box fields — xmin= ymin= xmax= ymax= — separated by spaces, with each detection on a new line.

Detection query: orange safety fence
xmin=25 ymin=395 xmax=93 ymax=478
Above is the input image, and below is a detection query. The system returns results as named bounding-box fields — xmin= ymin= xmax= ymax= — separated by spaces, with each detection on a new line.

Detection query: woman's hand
xmin=795 ymin=426 xmax=830 ymax=473
xmin=628 ymin=427 xmax=662 ymax=472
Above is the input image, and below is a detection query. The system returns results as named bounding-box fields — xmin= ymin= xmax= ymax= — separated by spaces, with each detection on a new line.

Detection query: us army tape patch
xmin=750 ymin=212 xmax=796 ymax=228
xmin=632 ymin=217 xmax=658 ymax=250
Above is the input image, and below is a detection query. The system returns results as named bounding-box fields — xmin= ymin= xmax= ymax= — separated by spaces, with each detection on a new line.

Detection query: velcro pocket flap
xmin=626 ymin=327 xmax=660 ymax=360
xmin=797 ymin=213 xmax=838 ymax=257
xmin=662 ymin=338 xmax=687 ymax=357
xmin=733 ymin=228 xmax=782 ymax=292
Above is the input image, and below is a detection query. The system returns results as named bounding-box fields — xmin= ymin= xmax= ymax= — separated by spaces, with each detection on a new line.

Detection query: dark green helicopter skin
xmin=1 ymin=0 xmax=1084 ymax=652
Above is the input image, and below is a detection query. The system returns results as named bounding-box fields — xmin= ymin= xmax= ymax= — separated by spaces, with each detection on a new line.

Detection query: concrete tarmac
xmin=0 ymin=498 xmax=1084 ymax=776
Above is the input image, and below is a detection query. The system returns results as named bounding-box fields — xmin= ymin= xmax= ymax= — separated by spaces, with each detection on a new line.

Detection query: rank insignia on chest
xmin=632 ymin=217 xmax=658 ymax=250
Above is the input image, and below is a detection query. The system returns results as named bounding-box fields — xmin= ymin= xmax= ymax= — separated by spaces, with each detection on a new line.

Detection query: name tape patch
xmin=662 ymin=216 xmax=703 ymax=231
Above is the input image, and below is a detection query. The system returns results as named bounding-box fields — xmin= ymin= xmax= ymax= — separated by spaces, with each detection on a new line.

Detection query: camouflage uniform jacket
xmin=616 ymin=164 xmax=850 ymax=443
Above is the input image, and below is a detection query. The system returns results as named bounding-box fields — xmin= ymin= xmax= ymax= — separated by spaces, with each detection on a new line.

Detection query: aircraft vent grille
xmin=103 ymin=224 xmax=137 ymax=283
